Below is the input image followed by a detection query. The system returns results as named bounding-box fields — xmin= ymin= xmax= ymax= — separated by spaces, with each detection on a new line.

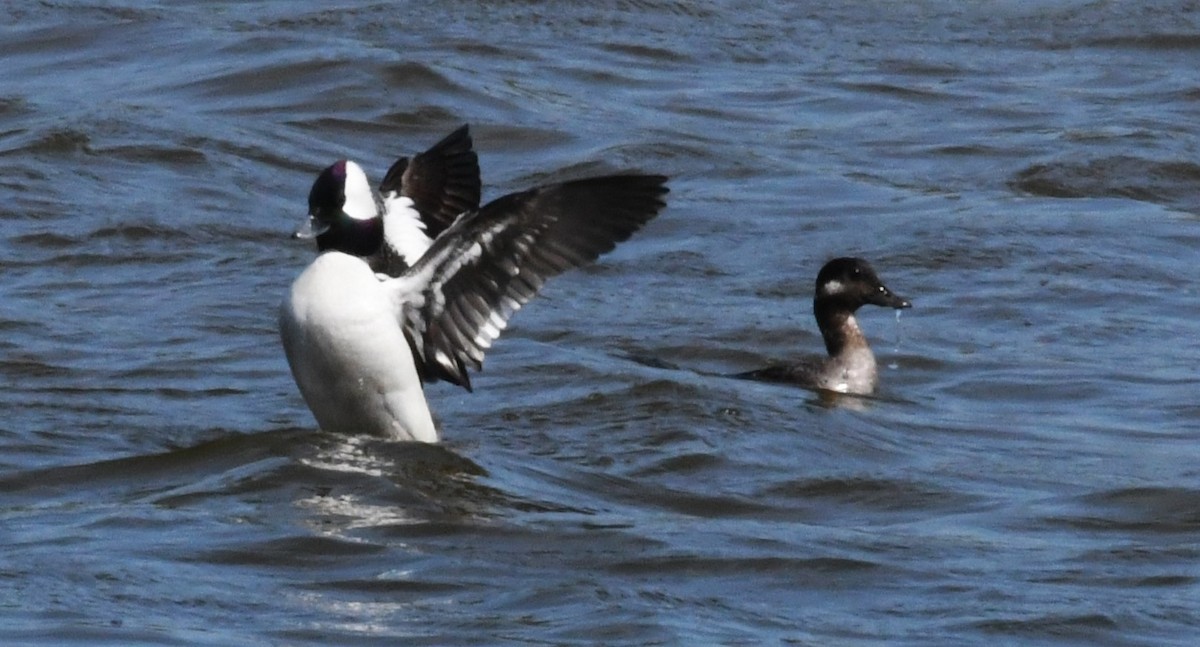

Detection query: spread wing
xmin=379 ymin=124 xmax=481 ymax=240
xmin=394 ymin=174 xmax=669 ymax=390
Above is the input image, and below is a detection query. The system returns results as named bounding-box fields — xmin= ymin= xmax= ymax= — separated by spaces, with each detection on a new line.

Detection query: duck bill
xmin=871 ymin=286 xmax=912 ymax=309
xmin=292 ymin=214 xmax=329 ymax=240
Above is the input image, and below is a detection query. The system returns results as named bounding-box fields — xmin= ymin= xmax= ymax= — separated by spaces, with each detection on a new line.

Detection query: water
xmin=3 ymin=1 xmax=1199 ymax=644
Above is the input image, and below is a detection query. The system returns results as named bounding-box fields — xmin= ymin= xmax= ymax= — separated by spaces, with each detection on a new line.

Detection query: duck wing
xmin=392 ymin=174 xmax=669 ymax=390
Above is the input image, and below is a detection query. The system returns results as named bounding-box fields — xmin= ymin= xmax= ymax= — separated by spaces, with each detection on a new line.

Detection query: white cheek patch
xmin=342 ymin=161 xmax=377 ymax=221
xmin=822 ymin=280 xmax=844 ymax=296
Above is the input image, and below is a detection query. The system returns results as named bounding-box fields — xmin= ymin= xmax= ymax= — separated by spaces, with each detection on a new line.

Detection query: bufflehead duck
xmin=280 ymin=151 xmax=669 ymax=442
xmin=298 ymin=125 xmax=482 ymax=277
xmin=735 ymin=257 xmax=911 ymax=395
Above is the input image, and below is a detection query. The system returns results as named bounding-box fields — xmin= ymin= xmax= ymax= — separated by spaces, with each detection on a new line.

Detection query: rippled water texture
xmin=3 ymin=1 xmax=1199 ymax=645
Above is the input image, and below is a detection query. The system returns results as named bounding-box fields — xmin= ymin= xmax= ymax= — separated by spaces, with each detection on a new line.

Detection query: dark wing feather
xmin=379 ymin=124 xmax=481 ymax=240
xmin=400 ymin=174 xmax=669 ymax=390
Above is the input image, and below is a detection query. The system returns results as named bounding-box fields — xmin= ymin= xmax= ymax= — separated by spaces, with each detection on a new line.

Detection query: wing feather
xmin=396 ymin=174 xmax=668 ymax=390
xmin=379 ymin=124 xmax=481 ymax=240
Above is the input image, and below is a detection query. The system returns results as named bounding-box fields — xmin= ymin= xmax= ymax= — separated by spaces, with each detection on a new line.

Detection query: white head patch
xmin=822 ymin=279 xmax=845 ymax=296
xmin=342 ymin=161 xmax=376 ymax=221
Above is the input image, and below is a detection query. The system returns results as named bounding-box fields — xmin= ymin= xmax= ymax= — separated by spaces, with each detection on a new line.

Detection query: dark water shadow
xmin=1010 ymin=155 xmax=1200 ymax=214
xmin=0 ymin=428 xmax=531 ymax=528
xmin=0 ymin=428 xmax=317 ymax=502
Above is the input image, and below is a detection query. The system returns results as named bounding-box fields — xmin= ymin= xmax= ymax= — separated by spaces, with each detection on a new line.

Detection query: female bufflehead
xmin=280 ymin=146 xmax=669 ymax=442
xmin=735 ymin=257 xmax=911 ymax=395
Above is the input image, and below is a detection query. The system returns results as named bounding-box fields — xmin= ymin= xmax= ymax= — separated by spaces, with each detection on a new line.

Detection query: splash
xmin=889 ymin=309 xmax=904 ymax=369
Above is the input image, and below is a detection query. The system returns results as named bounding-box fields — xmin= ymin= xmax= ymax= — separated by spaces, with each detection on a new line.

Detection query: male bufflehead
xmin=280 ymin=140 xmax=669 ymax=442
xmin=735 ymin=257 xmax=911 ymax=395
xmin=299 ymin=125 xmax=482 ymax=277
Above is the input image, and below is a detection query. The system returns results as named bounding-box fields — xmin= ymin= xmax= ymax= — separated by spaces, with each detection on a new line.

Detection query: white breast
xmin=279 ymin=251 xmax=438 ymax=442
xmin=817 ymin=347 xmax=879 ymax=395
